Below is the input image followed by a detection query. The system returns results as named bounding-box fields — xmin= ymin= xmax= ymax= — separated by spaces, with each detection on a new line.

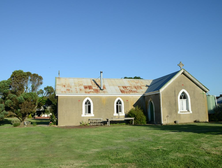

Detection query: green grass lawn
xmin=0 ymin=121 xmax=222 ymax=168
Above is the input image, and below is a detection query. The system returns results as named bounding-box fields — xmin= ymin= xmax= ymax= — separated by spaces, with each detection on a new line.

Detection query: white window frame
xmin=114 ymin=97 xmax=125 ymax=116
xmin=178 ymin=89 xmax=192 ymax=114
xmin=82 ymin=97 xmax=94 ymax=117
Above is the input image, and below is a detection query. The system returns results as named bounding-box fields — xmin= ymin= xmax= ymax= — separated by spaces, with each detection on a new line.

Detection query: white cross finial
xmin=178 ymin=62 xmax=184 ymax=70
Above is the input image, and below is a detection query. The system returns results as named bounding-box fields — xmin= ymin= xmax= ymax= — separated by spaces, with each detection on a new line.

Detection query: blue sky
xmin=0 ymin=0 xmax=221 ymax=95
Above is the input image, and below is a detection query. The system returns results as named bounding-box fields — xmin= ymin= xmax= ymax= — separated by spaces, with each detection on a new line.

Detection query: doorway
xmin=148 ymin=100 xmax=155 ymax=123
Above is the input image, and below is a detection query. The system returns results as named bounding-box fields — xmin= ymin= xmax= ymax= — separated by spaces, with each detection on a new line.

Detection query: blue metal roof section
xmin=145 ymin=70 xmax=180 ymax=93
xmin=217 ymin=97 xmax=222 ymax=105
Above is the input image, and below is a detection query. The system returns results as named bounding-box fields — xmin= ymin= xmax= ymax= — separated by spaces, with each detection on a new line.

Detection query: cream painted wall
xmin=161 ymin=74 xmax=208 ymax=124
xmin=58 ymin=96 xmax=144 ymax=126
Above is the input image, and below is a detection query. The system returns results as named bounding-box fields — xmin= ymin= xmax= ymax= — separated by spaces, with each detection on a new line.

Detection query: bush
xmin=32 ymin=122 xmax=37 ymax=126
xmin=28 ymin=114 xmax=32 ymax=118
xmin=44 ymin=109 xmax=50 ymax=115
xmin=11 ymin=120 xmax=20 ymax=127
xmin=80 ymin=121 xmax=89 ymax=126
xmin=50 ymin=113 xmax=57 ymax=125
xmin=209 ymin=105 xmax=222 ymax=121
xmin=127 ymin=106 xmax=146 ymax=125
xmin=13 ymin=123 xmax=20 ymax=127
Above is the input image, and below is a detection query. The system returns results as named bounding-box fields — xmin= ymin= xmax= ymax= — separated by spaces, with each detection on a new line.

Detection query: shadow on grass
xmin=132 ymin=122 xmax=222 ymax=135
xmin=0 ymin=118 xmax=50 ymax=126
xmin=0 ymin=119 xmax=12 ymax=126
xmin=30 ymin=119 xmax=50 ymax=125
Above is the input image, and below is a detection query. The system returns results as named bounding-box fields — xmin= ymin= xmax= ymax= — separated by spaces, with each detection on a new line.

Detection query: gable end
xmin=160 ymin=69 xmax=209 ymax=93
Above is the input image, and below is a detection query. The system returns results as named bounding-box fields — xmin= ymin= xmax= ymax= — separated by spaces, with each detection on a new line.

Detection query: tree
xmin=37 ymin=96 xmax=47 ymax=108
xmin=10 ymin=70 xmax=27 ymax=95
xmin=43 ymin=86 xmax=57 ymax=121
xmin=37 ymin=86 xmax=56 ymax=107
xmin=17 ymin=92 xmax=38 ymax=122
xmin=37 ymin=86 xmax=57 ymax=124
xmin=123 ymin=76 xmax=143 ymax=79
xmin=29 ymin=73 xmax=43 ymax=92
xmin=44 ymin=86 xmax=54 ymax=97
xmin=0 ymin=70 xmax=43 ymax=123
xmin=0 ymin=103 xmax=7 ymax=120
xmin=0 ymin=80 xmax=11 ymax=120
xmin=24 ymin=72 xmax=43 ymax=93
xmin=37 ymin=86 xmax=54 ymax=108
xmin=37 ymin=89 xmax=44 ymax=96
xmin=48 ymin=92 xmax=57 ymax=124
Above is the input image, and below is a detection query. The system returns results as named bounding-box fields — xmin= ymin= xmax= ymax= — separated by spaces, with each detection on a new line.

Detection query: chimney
xmin=100 ymin=71 xmax=103 ymax=90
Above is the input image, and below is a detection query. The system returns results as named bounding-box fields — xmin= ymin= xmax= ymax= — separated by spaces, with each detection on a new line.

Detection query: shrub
xmin=80 ymin=121 xmax=89 ymax=126
xmin=28 ymin=114 xmax=32 ymax=118
xmin=127 ymin=106 xmax=146 ymax=125
xmin=209 ymin=105 xmax=222 ymax=121
xmin=11 ymin=120 xmax=20 ymax=127
xmin=44 ymin=109 xmax=50 ymax=115
xmin=50 ymin=113 xmax=57 ymax=125
xmin=13 ymin=122 xmax=20 ymax=127
xmin=32 ymin=122 xmax=37 ymax=126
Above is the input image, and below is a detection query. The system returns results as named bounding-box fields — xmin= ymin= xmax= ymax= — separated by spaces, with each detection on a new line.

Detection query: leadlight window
xmin=179 ymin=91 xmax=189 ymax=111
xmin=116 ymin=99 xmax=122 ymax=113
xmin=82 ymin=97 xmax=94 ymax=117
xmin=85 ymin=99 xmax=91 ymax=114
xmin=114 ymin=98 xmax=125 ymax=116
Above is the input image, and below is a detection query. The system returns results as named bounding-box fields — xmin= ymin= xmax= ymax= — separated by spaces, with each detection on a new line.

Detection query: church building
xmin=55 ymin=63 xmax=209 ymax=126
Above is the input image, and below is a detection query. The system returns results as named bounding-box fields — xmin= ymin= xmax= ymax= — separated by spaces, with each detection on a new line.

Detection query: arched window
xmin=180 ymin=92 xmax=188 ymax=111
xmin=85 ymin=100 xmax=91 ymax=114
xmin=178 ymin=89 xmax=192 ymax=114
xmin=116 ymin=100 xmax=122 ymax=113
xmin=114 ymin=98 xmax=125 ymax=116
xmin=82 ymin=97 xmax=94 ymax=117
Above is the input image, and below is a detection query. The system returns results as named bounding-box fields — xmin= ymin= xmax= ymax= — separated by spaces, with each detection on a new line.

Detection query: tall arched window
xmin=82 ymin=97 xmax=94 ymax=117
xmin=85 ymin=100 xmax=91 ymax=115
xmin=116 ymin=100 xmax=122 ymax=113
xmin=178 ymin=89 xmax=192 ymax=114
xmin=114 ymin=98 xmax=125 ymax=116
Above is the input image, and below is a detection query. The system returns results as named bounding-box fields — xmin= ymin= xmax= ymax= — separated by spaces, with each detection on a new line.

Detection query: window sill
xmin=178 ymin=111 xmax=192 ymax=114
xmin=113 ymin=113 xmax=125 ymax=116
xmin=81 ymin=114 xmax=94 ymax=117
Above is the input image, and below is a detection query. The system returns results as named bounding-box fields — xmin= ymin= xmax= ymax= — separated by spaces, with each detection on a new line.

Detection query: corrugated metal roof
xmin=217 ymin=97 xmax=222 ymax=104
xmin=145 ymin=69 xmax=209 ymax=94
xmin=145 ymin=71 xmax=179 ymax=93
xmin=56 ymin=69 xmax=209 ymax=96
xmin=56 ymin=78 xmax=152 ymax=95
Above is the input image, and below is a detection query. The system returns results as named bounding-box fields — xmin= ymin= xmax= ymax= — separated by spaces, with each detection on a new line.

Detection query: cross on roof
xmin=178 ymin=62 xmax=184 ymax=69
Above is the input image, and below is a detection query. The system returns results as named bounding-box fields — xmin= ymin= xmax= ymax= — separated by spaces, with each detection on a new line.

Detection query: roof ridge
xmin=152 ymin=70 xmax=180 ymax=81
xmin=56 ymin=77 xmax=152 ymax=80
